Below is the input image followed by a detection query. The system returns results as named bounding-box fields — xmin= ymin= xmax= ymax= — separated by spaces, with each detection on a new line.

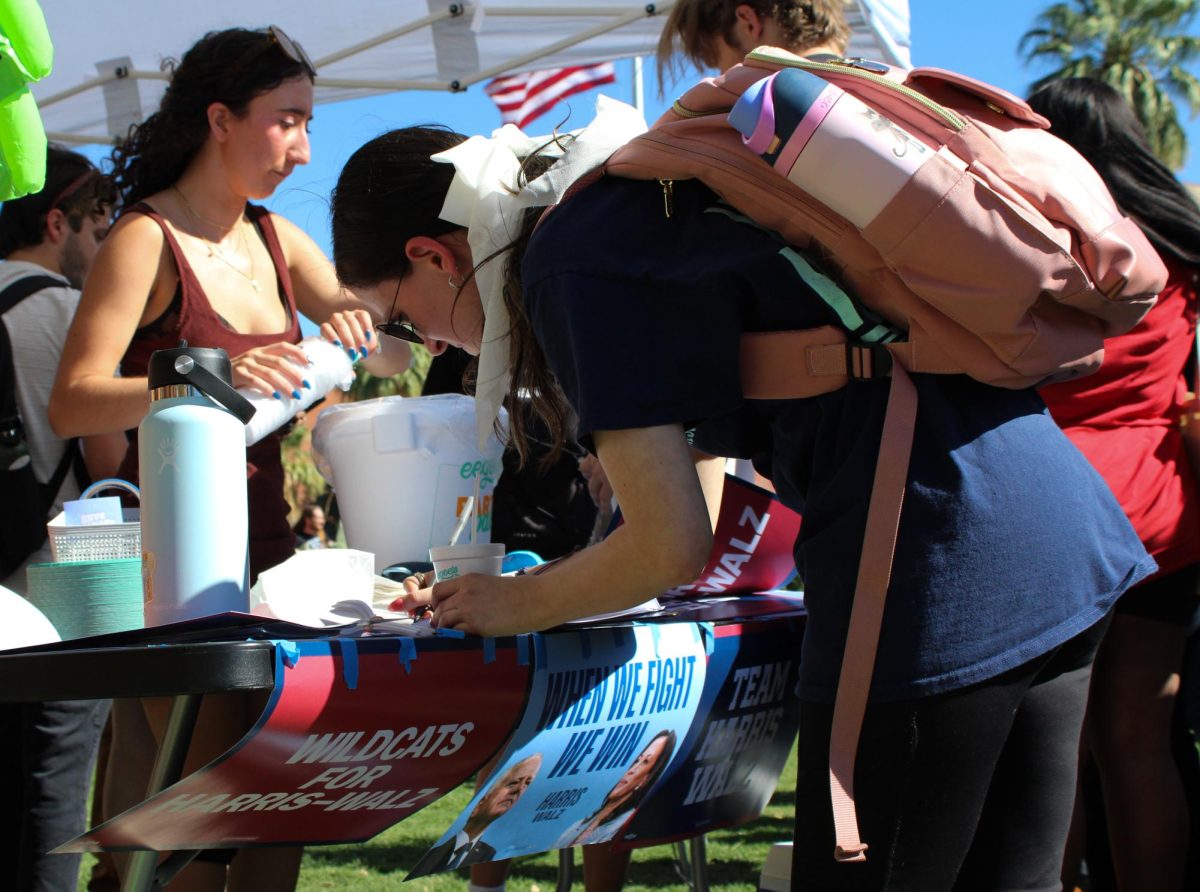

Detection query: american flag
xmin=485 ymin=62 xmax=617 ymax=130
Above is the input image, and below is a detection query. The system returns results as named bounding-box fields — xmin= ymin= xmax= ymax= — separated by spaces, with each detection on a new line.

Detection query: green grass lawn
xmin=295 ymin=742 xmax=797 ymax=891
xmin=79 ymin=743 xmax=796 ymax=891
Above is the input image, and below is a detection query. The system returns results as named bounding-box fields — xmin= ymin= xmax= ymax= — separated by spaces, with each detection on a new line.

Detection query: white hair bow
xmin=432 ymin=95 xmax=648 ymax=450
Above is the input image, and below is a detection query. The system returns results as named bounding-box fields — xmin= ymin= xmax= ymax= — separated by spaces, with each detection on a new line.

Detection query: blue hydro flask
xmin=139 ymin=346 xmax=256 ymax=626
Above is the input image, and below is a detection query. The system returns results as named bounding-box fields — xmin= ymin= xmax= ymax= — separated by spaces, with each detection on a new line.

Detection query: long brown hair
xmin=108 ymin=28 xmax=313 ymax=209
xmin=330 ymin=126 xmax=573 ymax=469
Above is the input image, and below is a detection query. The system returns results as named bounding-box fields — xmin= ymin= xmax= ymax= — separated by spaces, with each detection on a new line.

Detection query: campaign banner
xmin=408 ymin=623 xmax=709 ymax=876
xmin=668 ymin=474 xmax=802 ymax=597
xmin=64 ymin=635 xmax=532 ymax=851
xmin=616 ymin=618 xmax=802 ymax=847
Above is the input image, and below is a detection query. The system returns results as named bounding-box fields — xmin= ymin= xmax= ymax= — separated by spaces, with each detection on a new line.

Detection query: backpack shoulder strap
xmin=0 ymin=275 xmax=80 ymax=503
xmin=827 ymin=362 xmax=917 ymax=862
xmin=43 ymin=438 xmax=81 ymax=505
xmin=0 ymin=275 xmax=66 ymax=315
xmin=1 ymin=274 xmax=66 ymax=416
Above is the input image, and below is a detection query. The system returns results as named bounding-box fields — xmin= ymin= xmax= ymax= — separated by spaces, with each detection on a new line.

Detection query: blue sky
xmin=257 ymin=0 xmax=1200 ymax=260
xmin=78 ymin=0 xmax=1200 ymax=317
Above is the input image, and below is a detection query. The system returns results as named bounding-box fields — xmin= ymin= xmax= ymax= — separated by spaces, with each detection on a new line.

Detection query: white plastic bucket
xmin=311 ymin=394 xmax=506 ymax=572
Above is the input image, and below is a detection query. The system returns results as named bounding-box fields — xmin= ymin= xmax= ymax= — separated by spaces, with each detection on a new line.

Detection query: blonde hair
xmin=656 ymin=0 xmax=850 ymax=85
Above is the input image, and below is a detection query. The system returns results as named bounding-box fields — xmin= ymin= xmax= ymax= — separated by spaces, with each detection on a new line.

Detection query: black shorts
xmin=1115 ymin=563 xmax=1200 ymax=626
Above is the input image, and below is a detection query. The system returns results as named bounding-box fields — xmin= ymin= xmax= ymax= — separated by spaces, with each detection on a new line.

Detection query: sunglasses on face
xmin=375 ymin=278 xmax=425 ymax=345
xmin=267 ymin=25 xmax=316 ymax=79
xmin=375 ymin=319 xmax=424 ymax=345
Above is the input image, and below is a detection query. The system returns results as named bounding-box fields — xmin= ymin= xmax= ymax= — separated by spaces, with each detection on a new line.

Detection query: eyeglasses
xmin=374 ymin=278 xmax=425 ymax=345
xmin=267 ymin=25 xmax=316 ymax=79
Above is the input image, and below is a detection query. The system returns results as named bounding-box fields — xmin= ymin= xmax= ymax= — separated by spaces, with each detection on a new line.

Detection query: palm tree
xmin=1020 ymin=0 xmax=1200 ymax=168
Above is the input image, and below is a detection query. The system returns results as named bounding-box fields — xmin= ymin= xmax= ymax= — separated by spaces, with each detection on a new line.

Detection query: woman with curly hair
xmin=49 ymin=26 xmax=407 ymax=891
xmin=51 ymin=27 xmax=406 ymax=577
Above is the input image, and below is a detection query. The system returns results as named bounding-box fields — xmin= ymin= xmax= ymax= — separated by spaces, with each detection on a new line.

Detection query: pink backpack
xmin=603 ymin=49 xmax=1169 ymax=865
xmin=608 ymin=47 xmax=1165 ymax=389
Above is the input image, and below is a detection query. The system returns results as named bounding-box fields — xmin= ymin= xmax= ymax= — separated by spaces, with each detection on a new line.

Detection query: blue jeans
xmin=0 ymin=699 xmax=111 ymax=892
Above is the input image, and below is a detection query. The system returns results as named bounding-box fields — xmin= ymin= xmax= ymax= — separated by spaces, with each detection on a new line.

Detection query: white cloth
xmin=0 ymin=261 xmax=85 ymax=595
xmin=431 ymin=96 xmax=649 ymax=449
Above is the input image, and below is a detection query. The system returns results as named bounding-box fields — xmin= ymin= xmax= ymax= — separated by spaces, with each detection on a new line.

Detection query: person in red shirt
xmin=1030 ymin=78 xmax=1200 ymax=892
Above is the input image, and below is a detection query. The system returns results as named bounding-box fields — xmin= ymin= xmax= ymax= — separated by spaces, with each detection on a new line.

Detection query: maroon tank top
xmin=117 ymin=203 xmax=302 ymax=580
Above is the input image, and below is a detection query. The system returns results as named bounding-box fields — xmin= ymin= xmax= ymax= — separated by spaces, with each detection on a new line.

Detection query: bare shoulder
xmin=104 ymin=205 xmax=168 ymax=254
xmin=85 ymin=202 xmax=175 ymax=317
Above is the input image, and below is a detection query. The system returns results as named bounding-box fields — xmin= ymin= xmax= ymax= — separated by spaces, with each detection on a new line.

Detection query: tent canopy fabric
xmin=32 ymin=1 xmax=911 ymax=146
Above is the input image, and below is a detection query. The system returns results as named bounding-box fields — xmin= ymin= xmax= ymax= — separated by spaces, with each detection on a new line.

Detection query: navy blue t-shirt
xmin=523 ymin=175 xmax=1154 ymax=701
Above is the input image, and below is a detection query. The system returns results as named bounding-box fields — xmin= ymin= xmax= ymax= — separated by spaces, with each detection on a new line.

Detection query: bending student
xmin=328 ymin=121 xmax=1153 ymax=892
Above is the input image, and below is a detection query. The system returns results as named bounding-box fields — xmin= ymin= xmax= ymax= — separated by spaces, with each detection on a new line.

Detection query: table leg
xmin=555 ymin=847 xmax=575 ymax=892
xmin=120 ymin=693 xmax=203 ymax=892
xmin=672 ymin=835 xmax=710 ymax=892
xmin=688 ymin=834 xmax=709 ymax=892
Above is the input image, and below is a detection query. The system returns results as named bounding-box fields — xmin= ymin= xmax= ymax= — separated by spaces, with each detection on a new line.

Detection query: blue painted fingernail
xmin=291 ymin=389 xmax=302 ymax=400
xmin=346 ymin=348 xmax=357 ymax=360
xmin=302 ymin=379 xmax=312 ymax=390
xmin=358 ymin=345 xmax=369 ymax=358
xmin=365 ymin=330 xmax=373 ymax=341
xmin=332 ymin=338 xmax=343 ymax=347
xmin=272 ymin=391 xmax=282 ymax=400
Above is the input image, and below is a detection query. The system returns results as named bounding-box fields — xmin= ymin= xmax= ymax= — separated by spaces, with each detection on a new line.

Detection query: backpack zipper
xmin=636 ymin=132 xmax=845 ymax=233
xmin=748 ymin=51 xmax=966 ymax=131
xmin=658 ymin=178 xmax=674 ymax=218
xmin=672 ymin=52 xmax=967 ymax=132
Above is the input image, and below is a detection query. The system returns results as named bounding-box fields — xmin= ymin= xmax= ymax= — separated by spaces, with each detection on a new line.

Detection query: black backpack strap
xmin=1 ymin=275 xmax=79 ymax=501
xmin=44 ymin=437 xmax=81 ymax=505
xmin=1 ymin=275 xmax=68 ymax=416
xmin=0 ymin=275 xmax=66 ymax=315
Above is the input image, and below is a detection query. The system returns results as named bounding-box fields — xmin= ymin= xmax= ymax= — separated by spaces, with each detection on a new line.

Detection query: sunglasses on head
xmin=267 ymin=25 xmax=316 ymax=79
xmin=374 ymin=278 xmax=425 ymax=345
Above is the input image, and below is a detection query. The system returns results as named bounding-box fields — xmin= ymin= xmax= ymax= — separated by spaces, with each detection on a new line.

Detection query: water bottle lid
xmin=148 ymin=346 xmax=234 ymax=389
xmin=146 ymin=346 xmax=256 ymax=424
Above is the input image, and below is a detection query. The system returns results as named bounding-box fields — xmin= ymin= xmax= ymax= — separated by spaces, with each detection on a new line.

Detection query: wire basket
xmin=47 ymin=479 xmax=141 ymax=563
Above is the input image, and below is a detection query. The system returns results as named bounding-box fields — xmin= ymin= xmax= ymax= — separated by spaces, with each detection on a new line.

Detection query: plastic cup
xmin=428 ymin=543 xmax=506 ymax=582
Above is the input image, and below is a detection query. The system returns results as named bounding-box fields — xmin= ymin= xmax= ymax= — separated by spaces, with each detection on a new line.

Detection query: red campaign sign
xmin=667 ymin=475 xmax=802 ymax=597
xmin=69 ymin=637 xmax=531 ymax=851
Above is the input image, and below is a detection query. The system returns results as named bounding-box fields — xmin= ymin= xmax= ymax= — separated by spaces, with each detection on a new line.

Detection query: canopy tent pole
xmin=632 ymin=55 xmax=644 ymax=115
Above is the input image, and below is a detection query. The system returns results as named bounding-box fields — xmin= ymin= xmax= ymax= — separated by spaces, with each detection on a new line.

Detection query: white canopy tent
xmin=31 ymin=1 xmax=911 ymax=146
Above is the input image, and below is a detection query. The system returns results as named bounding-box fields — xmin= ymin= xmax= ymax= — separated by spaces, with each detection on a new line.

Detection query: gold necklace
xmin=172 ymin=185 xmax=262 ymax=293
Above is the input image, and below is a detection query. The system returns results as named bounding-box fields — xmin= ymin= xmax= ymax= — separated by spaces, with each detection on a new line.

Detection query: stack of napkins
xmin=249 ymin=549 xmax=428 ymax=634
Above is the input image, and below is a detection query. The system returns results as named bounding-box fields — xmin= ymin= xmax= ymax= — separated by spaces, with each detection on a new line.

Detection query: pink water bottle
xmin=729 ymin=66 xmax=934 ymax=228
